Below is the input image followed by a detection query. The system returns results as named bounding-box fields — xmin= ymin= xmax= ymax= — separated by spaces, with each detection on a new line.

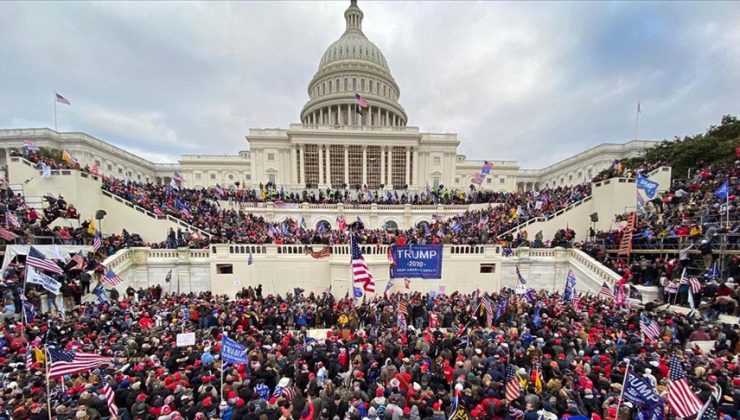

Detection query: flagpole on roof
xmin=53 ymin=91 xmax=57 ymax=132
xmin=635 ymin=100 xmax=641 ymax=140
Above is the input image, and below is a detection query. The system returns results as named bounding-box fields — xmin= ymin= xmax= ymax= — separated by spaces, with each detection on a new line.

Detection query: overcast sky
xmin=1 ymin=1 xmax=738 ymax=168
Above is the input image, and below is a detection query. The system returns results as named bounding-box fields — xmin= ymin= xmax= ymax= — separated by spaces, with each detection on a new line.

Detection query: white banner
xmin=176 ymin=332 xmax=196 ymax=347
xmin=26 ymin=267 xmax=61 ymax=295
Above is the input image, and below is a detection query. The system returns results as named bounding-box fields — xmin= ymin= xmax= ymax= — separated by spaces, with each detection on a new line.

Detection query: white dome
xmin=300 ymin=0 xmax=407 ymax=127
xmin=319 ymin=32 xmax=391 ymax=75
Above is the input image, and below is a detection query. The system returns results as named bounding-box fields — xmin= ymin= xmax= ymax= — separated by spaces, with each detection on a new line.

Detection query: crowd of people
xmin=101 ymin=174 xmax=590 ymax=248
xmin=1 ymin=274 xmax=739 ymax=420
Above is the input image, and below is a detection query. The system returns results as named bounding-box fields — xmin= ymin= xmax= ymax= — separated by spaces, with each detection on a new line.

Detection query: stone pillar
xmin=319 ymin=108 xmax=323 ymax=125
xmin=343 ymin=145 xmax=349 ymax=187
xmin=380 ymin=146 xmax=385 ymax=188
xmin=405 ymin=147 xmax=411 ymax=187
xmin=290 ymin=144 xmax=297 ymax=186
xmin=318 ymin=143 xmax=324 ymax=186
xmin=325 ymin=145 xmax=332 ymax=187
xmin=377 ymin=107 xmax=381 ymax=127
xmin=412 ymin=147 xmax=419 ymax=188
xmin=387 ymin=147 xmax=393 ymax=188
xmin=362 ymin=146 xmax=367 ymax=185
xmin=299 ymin=144 xmax=306 ymax=186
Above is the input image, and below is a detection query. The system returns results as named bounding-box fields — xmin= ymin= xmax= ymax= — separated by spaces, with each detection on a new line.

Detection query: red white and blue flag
xmin=55 ymin=93 xmax=71 ymax=105
xmin=101 ymin=269 xmax=122 ymax=286
xmin=5 ymin=212 xmax=20 ymax=228
xmin=27 ymin=246 xmax=63 ymax=274
xmin=48 ymin=347 xmax=113 ymax=378
xmin=102 ymin=381 xmax=119 ymax=416
xmin=351 ymin=236 xmax=375 ymax=292
xmin=355 ymin=93 xmax=368 ymax=108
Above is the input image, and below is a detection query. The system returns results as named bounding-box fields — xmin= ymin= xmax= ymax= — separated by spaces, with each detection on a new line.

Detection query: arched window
xmin=353 ymin=78 xmax=357 ymax=90
xmin=344 ymin=78 xmax=348 ymax=90
xmin=316 ymin=220 xmax=332 ymax=232
xmin=369 ymin=80 xmax=373 ymax=92
xmin=336 ymin=79 xmax=340 ymax=91
xmin=383 ymin=220 xmax=398 ymax=230
xmin=361 ymin=79 xmax=365 ymax=91
xmin=329 ymin=80 xmax=333 ymax=92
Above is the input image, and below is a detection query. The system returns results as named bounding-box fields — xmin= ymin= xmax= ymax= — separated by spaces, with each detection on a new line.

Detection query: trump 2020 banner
xmin=390 ymin=245 xmax=443 ymax=279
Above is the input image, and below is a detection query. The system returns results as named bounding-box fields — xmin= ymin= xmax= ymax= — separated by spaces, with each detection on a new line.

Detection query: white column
xmin=362 ymin=146 xmax=367 ymax=185
xmin=387 ymin=147 xmax=393 ymax=188
xmin=318 ymin=143 xmax=324 ymax=186
xmin=405 ymin=146 xmax=411 ymax=187
xmin=325 ymin=145 xmax=332 ymax=187
xmin=380 ymin=146 xmax=385 ymax=188
xmin=412 ymin=147 xmax=419 ymax=188
xmin=299 ymin=144 xmax=306 ymax=186
xmin=377 ymin=107 xmax=381 ymax=127
xmin=290 ymin=145 xmax=297 ymax=186
xmin=343 ymin=145 xmax=349 ymax=187
xmin=319 ymin=108 xmax=323 ymax=125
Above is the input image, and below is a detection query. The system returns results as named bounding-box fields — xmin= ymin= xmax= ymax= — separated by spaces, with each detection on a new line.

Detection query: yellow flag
xmin=62 ymin=150 xmax=73 ymax=164
xmin=534 ymin=368 xmax=543 ymax=394
xmin=87 ymin=219 xmax=96 ymax=235
xmin=33 ymin=347 xmax=45 ymax=364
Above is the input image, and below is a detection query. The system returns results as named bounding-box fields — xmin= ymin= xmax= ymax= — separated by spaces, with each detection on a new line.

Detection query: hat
xmin=278 ymin=377 xmax=290 ymax=388
xmin=136 ymin=393 xmax=147 ymax=401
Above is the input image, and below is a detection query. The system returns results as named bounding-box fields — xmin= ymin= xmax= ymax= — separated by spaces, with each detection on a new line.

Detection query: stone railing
xmin=101 ymin=190 xmax=211 ymax=238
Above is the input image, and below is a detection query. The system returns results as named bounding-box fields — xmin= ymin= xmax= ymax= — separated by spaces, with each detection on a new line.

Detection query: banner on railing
xmin=390 ymin=245 xmax=443 ymax=279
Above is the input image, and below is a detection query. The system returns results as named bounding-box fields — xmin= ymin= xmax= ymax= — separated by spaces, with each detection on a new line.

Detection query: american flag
xmin=351 ymin=236 xmax=375 ymax=292
xmin=0 ymin=226 xmax=19 ymax=241
xmin=22 ymin=139 xmax=39 ymax=152
xmin=640 ymin=313 xmax=661 ymax=339
xmin=102 ymin=381 xmax=119 ymax=416
xmin=5 ymin=212 xmax=20 ymax=228
xmin=27 ymin=246 xmax=63 ymax=274
xmin=667 ymin=355 xmax=702 ymax=419
xmin=355 ymin=93 xmax=368 ymax=108
xmin=398 ymin=301 xmax=408 ymax=317
xmin=482 ymin=296 xmax=494 ymax=326
xmin=505 ymin=364 xmax=521 ymax=402
xmin=682 ymin=277 xmax=702 ymax=294
xmin=664 ymin=280 xmax=679 ymax=294
xmin=71 ymin=251 xmax=86 ymax=271
xmin=92 ymin=232 xmax=102 ymax=252
xmin=572 ymin=292 xmax=581 ymax=311
xmin=599 ymin=282 xmax=615 ymax=300
xmin=25 ymin=344 xmax=34 ymax=369
xmin=101 ymin=269 xmax=122 ymax=286
xmin=55 ymin=93 xmax=71 ymax=105
xmin=305 ymin=246 xmax=331 ymax=259
xmin=48 ymin=347 xmax=113 ymax=378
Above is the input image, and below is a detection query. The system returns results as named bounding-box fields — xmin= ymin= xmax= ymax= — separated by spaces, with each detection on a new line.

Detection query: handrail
xmin=99 ymin=189 xmax=210 ymax=238
xmin=497 ymin=195 xmax=592 ymax=238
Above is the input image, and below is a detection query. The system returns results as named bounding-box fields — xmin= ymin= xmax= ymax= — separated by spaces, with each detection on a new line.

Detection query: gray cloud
xmin=0 ymin=1 xmax=738 ymax=168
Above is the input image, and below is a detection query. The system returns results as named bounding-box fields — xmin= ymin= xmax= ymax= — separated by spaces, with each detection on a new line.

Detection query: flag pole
xmin=45 ymin=345 xmax=52 ymax=420
xmin=634 ymin=101 xmax=640 ymax=140
xmin=613 ymin=359 xmax=631 ymax=418
xmin=53 ymin=91 xmax=57 ymax=132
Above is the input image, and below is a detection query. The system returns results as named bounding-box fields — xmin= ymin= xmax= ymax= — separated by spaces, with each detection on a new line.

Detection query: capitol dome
xmin=300 ymin=0 xmax=408 ymax=128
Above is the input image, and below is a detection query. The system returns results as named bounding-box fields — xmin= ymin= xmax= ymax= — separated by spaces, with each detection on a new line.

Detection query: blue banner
xmin=390 ymin=245 xmax=443 ymax=279
xmin=636 ymin=175 xmax=659 ymax=199
xmin=222 ymin=335 xmax=248 ymax=364
xmin=623 ymin=370 xmax=663 ymax=408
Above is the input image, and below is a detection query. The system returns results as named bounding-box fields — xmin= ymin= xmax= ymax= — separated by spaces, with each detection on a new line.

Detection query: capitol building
xmin=0 ymin=0 xmax=655 ymax=193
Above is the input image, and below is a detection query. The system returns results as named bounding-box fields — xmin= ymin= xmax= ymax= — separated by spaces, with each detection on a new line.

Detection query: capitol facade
xmin=0 ymin=1 xmax=656 ymax=192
